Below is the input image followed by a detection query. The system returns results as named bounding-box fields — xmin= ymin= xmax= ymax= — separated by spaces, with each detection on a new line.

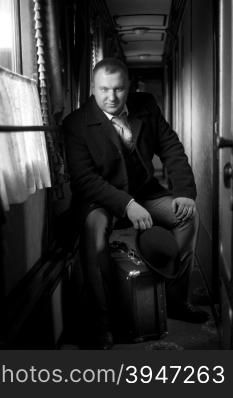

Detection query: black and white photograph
xmin=0 ymin=0 xmax=232 ymax=395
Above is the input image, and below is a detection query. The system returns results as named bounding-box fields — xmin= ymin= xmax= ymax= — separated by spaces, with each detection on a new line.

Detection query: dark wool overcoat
xmin=63 ymin=92 xmax=197 ymax=230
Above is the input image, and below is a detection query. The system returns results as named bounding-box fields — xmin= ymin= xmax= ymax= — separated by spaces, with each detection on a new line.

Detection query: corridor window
xmin=0 ymin=0 xmax=21 ymax=73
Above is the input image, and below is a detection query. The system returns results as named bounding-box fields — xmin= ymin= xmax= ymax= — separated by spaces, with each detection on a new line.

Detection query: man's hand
xmin=172 ymin=197 xmax=196 ymax=221
xmin=126 ymin=201 xmax=153 ymax=230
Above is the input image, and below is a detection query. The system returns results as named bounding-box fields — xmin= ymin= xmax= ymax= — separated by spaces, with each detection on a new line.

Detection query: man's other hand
xmin=126 ymin=201 xmax=153 ymax=230
xmin=172 ymin=197 xmax=196 ymax=221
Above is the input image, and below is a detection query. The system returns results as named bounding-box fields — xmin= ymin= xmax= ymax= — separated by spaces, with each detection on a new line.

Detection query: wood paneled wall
xmin=169 ymin=0 xmax=215 ymax=296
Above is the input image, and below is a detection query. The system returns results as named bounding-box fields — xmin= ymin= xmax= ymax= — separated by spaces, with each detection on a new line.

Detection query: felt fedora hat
xmin=136 ymin=226 xmax=180 ymax=279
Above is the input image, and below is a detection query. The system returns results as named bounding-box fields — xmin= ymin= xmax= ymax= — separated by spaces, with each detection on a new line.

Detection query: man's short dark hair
xmin=93 ymin=58 xmax=129 ymax=80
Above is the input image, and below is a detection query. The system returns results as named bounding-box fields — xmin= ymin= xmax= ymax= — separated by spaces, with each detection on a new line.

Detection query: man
xmin=63 ymin=58 xmax=208 ymax=349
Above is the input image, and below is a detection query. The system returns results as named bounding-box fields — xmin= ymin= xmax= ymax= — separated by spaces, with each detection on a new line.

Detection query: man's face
xmin=93 ymin=68 xmax=129 ymax=115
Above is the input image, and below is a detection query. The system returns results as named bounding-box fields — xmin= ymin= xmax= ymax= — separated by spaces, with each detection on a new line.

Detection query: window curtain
xmin=0 ymin=66 xmax=51 ymax=210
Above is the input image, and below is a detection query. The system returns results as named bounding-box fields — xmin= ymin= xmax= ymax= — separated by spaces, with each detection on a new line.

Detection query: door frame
xmin=216 ymin=0 xmax=233 ymax=348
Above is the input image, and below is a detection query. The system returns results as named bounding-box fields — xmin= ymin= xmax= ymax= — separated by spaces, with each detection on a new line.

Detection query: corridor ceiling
xmin=106 ymin=0 xmax=172 ymax=66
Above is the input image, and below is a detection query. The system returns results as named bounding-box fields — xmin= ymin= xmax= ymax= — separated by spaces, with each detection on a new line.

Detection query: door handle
xmin=223 ymin=162 xmax=233 ymax=188
xmin=217 ymin=137 xmax=233 ymax=148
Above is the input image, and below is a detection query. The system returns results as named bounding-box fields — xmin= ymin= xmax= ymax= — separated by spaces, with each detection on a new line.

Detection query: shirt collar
xmin=103 ymin=105 xmax=128 ymax=121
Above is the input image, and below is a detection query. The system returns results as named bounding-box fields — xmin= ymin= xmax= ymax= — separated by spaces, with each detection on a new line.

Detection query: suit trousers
xmin=139 ymin=196 xmax=199 ymax=310
xmin=80 ymin=195 xmax=199 ymax=331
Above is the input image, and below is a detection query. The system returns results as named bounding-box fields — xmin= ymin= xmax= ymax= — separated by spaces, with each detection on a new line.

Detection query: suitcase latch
xmin=127 ymin=270 xmax=141 ymax=279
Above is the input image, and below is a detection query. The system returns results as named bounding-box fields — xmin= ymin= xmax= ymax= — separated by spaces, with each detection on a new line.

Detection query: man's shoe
xmin=168 ymin=303 xmax=209 ymax=323
xmin=95 ymin=330 xmax=114 ymax=350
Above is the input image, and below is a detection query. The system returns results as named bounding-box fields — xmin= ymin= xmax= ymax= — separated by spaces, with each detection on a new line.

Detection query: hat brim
xmin=136 ymin=226 xmax=180 ymax=279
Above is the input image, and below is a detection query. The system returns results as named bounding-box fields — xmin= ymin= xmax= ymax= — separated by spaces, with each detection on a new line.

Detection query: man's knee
xmin=173 ymin=209 xmax=199 ymax=261
xmin=84 ymin=208 xmax=112 ymax=251
xmin=193 ymin=209 xmax=199 ymax=232
xmin=178 ymin=208 xmax=199 ymax=236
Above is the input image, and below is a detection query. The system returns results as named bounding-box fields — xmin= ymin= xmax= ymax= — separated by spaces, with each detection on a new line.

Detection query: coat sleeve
xmin=63 ymin=119 xmax=133 ymax=218
xmin=151 ymin=99 xmax=197 ymax=200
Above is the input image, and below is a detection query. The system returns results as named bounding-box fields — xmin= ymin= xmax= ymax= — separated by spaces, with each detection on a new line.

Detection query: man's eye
xmin=101 ymin=88 xmax=108 ymax=92
xmin=116 ymin=88 xmax=123 ymax=92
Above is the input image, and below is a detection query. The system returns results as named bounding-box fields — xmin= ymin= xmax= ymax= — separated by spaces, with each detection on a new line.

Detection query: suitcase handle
xmin=110 ymin=240 xmax=144 ymax=266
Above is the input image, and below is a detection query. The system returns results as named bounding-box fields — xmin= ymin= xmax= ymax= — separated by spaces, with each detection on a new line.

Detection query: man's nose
xmin=108 ymin=90 xmax=117 ymax=101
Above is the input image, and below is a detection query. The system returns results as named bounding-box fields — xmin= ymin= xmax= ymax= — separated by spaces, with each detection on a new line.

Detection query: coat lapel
xmin=127 ymin=93 xmax=150 ymax=145
xmin=84 ymin=96 xmax=129 ymax=191
xmin=127 ymin=116 xmax=143 ymax=145
xmin=86 ymin=96 xmax=121 ymax=151
xmin=85 ymin=95 xmax=147 ymax=148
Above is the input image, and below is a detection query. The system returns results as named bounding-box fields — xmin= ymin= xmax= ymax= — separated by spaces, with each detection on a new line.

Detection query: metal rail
xmin=0 ymin=125 xmax=61 ymax=133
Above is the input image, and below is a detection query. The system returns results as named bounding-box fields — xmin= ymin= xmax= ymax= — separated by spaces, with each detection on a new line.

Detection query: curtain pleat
xmin=0 ymin=66 xmax=51 ymax=210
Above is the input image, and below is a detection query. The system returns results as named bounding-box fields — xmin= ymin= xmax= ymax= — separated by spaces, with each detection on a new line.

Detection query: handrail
xmin=0 ymin=125 xmax=61 ymax=133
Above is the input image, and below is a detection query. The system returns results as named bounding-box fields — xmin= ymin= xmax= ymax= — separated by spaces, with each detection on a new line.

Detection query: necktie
xmin=111 ymin=113 xmax=133 ymax=148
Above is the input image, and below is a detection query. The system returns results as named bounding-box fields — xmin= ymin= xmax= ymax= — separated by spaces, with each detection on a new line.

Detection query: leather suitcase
xmin=110 ymin=228 xmax=167 ymax=342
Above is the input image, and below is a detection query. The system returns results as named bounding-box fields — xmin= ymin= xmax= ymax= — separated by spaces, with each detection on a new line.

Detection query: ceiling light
xmin=132 ymin=27 xmax=149 ymax=35
xmin=139 ymin=54 xmax=151 ymax=60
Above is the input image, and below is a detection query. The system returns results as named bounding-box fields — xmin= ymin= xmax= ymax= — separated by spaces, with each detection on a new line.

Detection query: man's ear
xmin=91 ymin=81 xmax=95 ymax=95
xmin=126 ymin=78 xmax=131 ymax=93
xmin=128 ymin=79 xmax=136 ymax=92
